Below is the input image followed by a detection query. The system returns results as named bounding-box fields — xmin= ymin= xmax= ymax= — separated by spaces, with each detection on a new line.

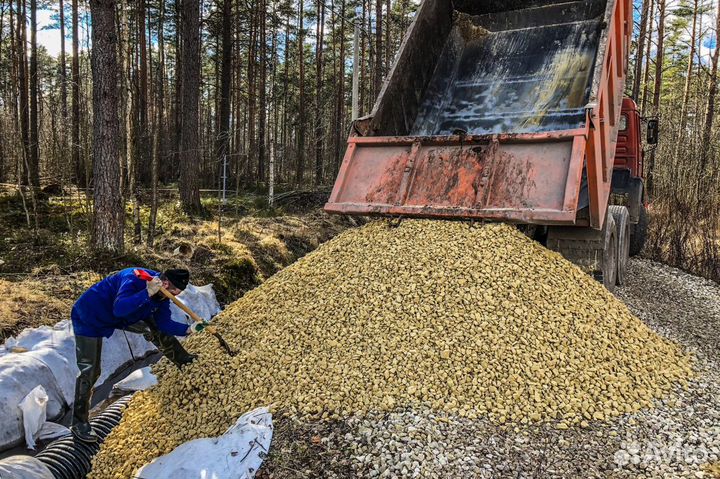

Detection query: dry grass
xmin=0 ymin=210 xmax=356 ymax=341
xmin=0 ymin=186 xmax=356 ymax=340
xmin=147 ymin=212 xmax=359 ymax=303
xmin=0 ymin=277 xmax=93 ymax=341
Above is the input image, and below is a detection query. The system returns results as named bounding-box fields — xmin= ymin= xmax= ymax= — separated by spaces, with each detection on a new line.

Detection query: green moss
xmin=217 ymin=256 xmax=260 ymax=300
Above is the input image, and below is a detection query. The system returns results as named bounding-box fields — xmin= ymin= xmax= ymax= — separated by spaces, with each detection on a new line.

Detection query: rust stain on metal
xmin=365 ymin=151 xmax=410 ymax=204
xmin=486 ymin=150 xmax=538 ymax=209
xmin=406 ymin=146 xmax=489 ymax=209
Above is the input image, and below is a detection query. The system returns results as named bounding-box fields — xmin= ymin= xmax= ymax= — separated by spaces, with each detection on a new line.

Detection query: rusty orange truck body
xmin=325 ymin=0 xmax=654 ymax=290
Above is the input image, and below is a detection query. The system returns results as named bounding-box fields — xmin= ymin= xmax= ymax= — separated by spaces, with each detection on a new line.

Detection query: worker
xmin=70 ymin=267 xmax=207 ymax=443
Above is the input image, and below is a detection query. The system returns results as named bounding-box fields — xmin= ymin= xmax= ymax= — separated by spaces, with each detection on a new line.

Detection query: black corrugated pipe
xmin=36 ymin=396 xmax=132 ymax=479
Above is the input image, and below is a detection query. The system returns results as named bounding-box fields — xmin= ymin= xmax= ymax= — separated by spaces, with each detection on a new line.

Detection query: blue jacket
xmin=71 ymin=268 xmax=190 ymax=338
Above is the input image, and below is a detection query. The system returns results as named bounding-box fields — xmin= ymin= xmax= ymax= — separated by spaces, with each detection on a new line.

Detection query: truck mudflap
xmin=325 ymin=130 xmax=587 ymax=225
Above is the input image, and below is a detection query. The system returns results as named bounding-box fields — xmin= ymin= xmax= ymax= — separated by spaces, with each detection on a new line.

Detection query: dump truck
xmin=325 ymin=0 xmax=659 ymax=291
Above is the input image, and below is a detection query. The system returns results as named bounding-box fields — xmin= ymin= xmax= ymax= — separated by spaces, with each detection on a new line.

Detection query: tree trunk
xmin=59 ymin=0 xmax=68 ymax=121
xmin=72 ymin=0 xmax=83 ymax=186
xmin=148 ymin=0 xmax=165 ymax=247
xmin=246 ymin=5 xmax=257 ymax=184
xmin=333 ymin=0 xmax=346 ymax=176
xmin=281 ymin=14 xmax=290 ymax=179
xmin=9 ymin=2 xmax=18 ymax=165
xmin=119 ymin=0 xmax=134 ymax=238
xmin=374 ymin=0 xmax=382 ymax=97
xmin=652 ymin=0 xmax=665 ymax=112
xmin=17 ymin=0 xmax=30 ymax=186
xmin=216 ymin=0 xmax=232 ymax=166
xmin=360 ymin=0 xmax=366 ymax=112
xmin=257 ymin=0 xmax=267 ymax=184
xmin=0 ymin=4 xmax=5 ymax=183
xmin=314 ymin=0 xmax=324 ymax=186
xmin=28 ymin=0 xmax=39 ymax=187
xmin=173 ymin=0 xmax=183 ymax=183
xmin=647 ymin=0 xmax=665 ymax=197
xmin=179 ymin=0 xmax=202 ymax=213
xmin=385 ymin=0 xmax=390 ymax=70
xmin=296 ymin=0 xmax=305 ymax=185
xmin=233 ymin=4 xmax=244 ymax=193
xmin=131 ymin=0 xmax=149 ymax=243
xmin=270 ymin=6 xmax=279 ymax=184
xmin=680 ymin=0 xmax=698 ymax=130
xmin=90 ymin=0 xmax=124 ymax=252
xmin=641 ymin=0 xmax=654 ymax=113
xmin=138 ymin=0 xmax=148 ymax=167
xmin=631 ymin=0 xmax=649 ymax=101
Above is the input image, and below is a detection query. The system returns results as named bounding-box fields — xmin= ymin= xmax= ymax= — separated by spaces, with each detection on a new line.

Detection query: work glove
xmin=188 ymin=322 xmax=217 ymax=334
xmin=146 ymin=276 xmax=163 ymax=296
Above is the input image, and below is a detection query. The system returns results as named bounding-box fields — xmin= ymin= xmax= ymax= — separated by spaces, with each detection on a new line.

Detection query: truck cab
xmin=611 ymin=98 xmax=651 ymax=256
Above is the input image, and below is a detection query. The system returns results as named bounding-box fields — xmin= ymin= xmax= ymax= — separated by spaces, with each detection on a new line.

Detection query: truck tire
xmin=599 ymin=213 xmax=618 ymax=292
xmin=546 ymin=208 xmax=618 ymax=293
xmin=609 ymin=205 xmax=630 ymax=286
xmin=629 ymin=204 xmax=648 ymax=257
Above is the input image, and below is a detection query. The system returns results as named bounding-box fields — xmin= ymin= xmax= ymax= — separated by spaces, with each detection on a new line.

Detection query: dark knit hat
xmin=164 ymin=269 xmax=190 ymax=291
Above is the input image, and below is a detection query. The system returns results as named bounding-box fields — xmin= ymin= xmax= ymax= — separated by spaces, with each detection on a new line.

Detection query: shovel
xmin=133 ymin=269 xmax=236 ymax=356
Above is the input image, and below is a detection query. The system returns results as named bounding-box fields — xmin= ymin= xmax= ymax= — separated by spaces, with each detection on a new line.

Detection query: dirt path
xmin=258 ymin=259 xmax=720 ymax=479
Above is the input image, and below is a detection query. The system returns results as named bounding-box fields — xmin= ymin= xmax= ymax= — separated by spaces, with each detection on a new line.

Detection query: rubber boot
xmin=71 ymin=335 xmax=102 ymax=443
xmin=134 ymin=319 xmax=196 ymax=369
xmin=124 ymin=319 xmax=196 ymax=369
xmin=148 ymin=331 xmax=197 ymax=369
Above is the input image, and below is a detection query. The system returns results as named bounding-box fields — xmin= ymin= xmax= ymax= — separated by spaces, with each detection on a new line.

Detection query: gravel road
xmin=258 ymin=258 xmax=720 ymax=479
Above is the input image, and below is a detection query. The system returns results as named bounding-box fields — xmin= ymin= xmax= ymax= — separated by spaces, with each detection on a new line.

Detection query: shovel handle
xmin=158 ymin=286 xmax=204 ymax=323
xmin=134 ymin=269 xmax=204 ymax=323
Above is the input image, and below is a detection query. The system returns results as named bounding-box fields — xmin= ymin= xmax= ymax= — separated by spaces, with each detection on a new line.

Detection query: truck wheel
xmin=546 ymin=210 xmax=619 ymax=292
xmin=609 ymin=205 xmax=630 ymax=286
xmin=629 ymin=204 xmax=648 ymax=257
xmin=599 ymin=212 xmax=618 ymax=292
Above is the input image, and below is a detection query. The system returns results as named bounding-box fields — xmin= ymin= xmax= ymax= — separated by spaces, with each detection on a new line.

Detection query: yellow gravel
xmin=90 ymin=220 xmax=693 ymax=477
xmin=707 ymin=463 xmax=720 ymax=478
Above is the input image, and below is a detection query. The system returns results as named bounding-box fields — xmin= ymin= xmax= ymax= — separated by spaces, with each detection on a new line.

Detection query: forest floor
xmin=256 ymin=258 xmax=720 ymax=479
xmin=0 ymin=187 xmax=360 ymax=341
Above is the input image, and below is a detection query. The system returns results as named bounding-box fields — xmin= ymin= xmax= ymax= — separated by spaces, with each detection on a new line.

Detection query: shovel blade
xmin=212 ymin=332 xmax=236 ymax=356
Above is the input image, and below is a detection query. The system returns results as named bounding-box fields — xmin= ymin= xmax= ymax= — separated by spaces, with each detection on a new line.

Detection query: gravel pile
xmin=90 ymin=222 xmax=695 ymax=477
xmin=258 ymin=259 xmax=720 ymax=479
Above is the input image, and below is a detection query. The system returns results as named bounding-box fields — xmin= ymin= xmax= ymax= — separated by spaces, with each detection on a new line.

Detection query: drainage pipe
xmin=35 ymin=396 xmax=131 ymax=479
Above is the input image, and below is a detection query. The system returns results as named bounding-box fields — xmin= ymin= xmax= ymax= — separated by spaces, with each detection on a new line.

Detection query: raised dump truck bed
xmin=325 ymin=0 xmax=631 ymax=230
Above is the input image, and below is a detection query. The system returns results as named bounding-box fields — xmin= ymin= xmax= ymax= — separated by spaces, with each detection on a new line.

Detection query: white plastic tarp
xmin=0 ymin=456 xmax=54 ymax=479
xmin=134 ymin=408 xmax=273 ymax=479
xmin=112 ymin=366 xmax=157 ymax=393
xmin=0 ymin=283 xmax=221 ymax=452
xmin=170 ymin=283 xmax=222 ymax=324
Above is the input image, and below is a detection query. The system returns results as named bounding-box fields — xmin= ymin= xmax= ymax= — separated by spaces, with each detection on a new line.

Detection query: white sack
xmin=18 ymin=385 xmax=48 ymax=449
xmin=134 ymin=408 xmax=273 ymax=479
xmin=0 ymin=321 xmax=151 ymax=451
